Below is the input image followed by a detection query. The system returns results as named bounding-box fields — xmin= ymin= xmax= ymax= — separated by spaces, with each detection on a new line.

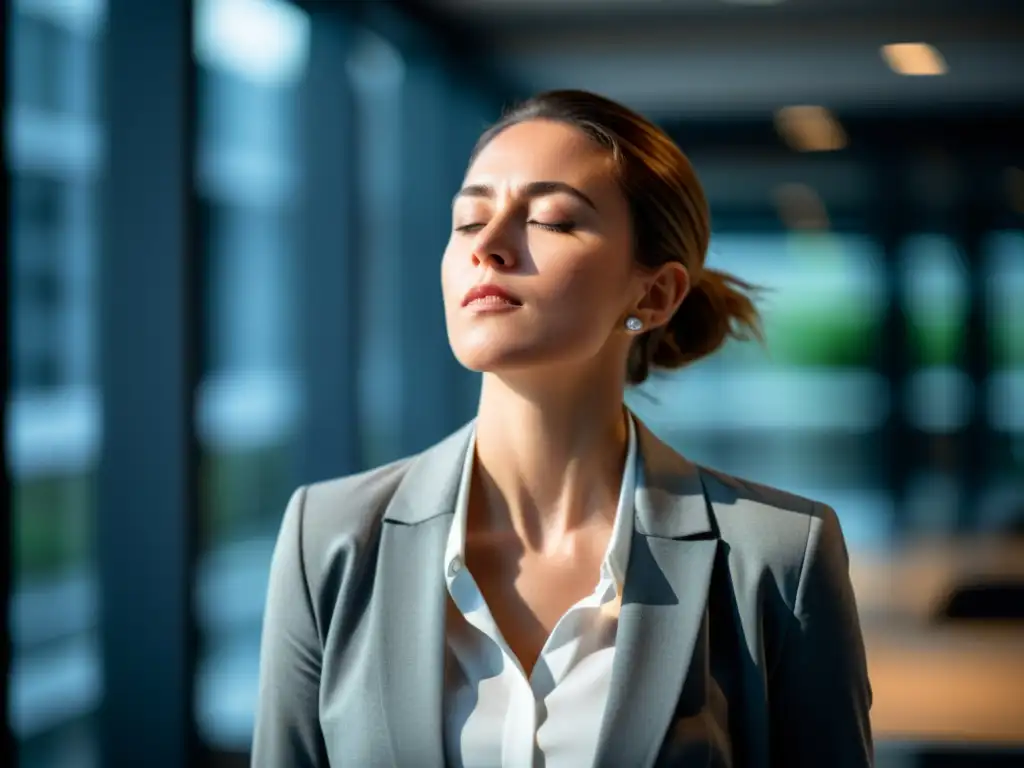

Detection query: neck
xmin=471 ymin=363 xmax=630 ymax=551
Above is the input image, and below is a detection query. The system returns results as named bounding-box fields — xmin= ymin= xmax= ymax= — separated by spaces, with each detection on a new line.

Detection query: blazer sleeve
xmin=251 ymin=486 xmax=329 ymax=768
xmin=769 ymin=503 xmax=874 ymax=768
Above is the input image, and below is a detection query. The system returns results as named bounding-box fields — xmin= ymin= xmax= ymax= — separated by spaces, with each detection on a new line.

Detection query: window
xmin=8 ymin=0 xmax=106 ymax=766
xmin=192 ymin=0 xmax=311 ymax=749
xmin=898 ymin=234 xmax=974 ymax=532
xmin=982 ymin=230 xmax=1024 ymax=530
xmin=348 ymin=28 xmax=407 ymax=468
xmin=901 ymin=234 xmax=972 ymax=432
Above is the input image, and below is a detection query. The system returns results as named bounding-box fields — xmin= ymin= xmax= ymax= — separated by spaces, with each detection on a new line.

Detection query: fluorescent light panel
xmin=881 ymin=43 xmax=948 ymax=76
xmin=774 ymin=106 xmax=847 ymax=152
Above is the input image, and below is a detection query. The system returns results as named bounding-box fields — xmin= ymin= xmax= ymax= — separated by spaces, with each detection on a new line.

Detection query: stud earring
xmin=625 ymin=316 xmax=643 ymax=332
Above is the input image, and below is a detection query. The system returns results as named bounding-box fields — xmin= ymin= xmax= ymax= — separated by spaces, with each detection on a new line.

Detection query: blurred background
xmin=4 ymin=0 xmax=1023 ymax=766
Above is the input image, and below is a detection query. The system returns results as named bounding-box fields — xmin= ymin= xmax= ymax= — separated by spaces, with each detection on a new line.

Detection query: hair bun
xmin=649 ymin=268 xmax=763 ymax=372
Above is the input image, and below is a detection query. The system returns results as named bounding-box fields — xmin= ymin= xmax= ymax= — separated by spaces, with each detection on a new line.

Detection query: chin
xmin=447 ymin=321 xmax=527 ymax=371
xmin=451 ymin=342 xmax=539 ymax=373
xmin=450 ymin=333 xmax=599 ymax=376
xmin=447 ymin=312 xmax=610 ymax=373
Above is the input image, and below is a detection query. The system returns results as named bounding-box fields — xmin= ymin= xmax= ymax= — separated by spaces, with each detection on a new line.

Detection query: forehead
xmin=466 ymin=119 xmax=617 ymax=188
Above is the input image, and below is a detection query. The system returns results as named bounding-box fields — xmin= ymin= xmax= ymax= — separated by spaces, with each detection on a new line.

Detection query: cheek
xmin=544 ymin=250 xmax=630 ymax=316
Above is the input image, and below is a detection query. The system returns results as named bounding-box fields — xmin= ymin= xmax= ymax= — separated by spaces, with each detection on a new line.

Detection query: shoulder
xmin=636 ymin=417 xmax=845 ymax=581
xmin=300 ymin=457 xmax=413 ymax=545
xmin=698 ymin=465 xmax=849 ymax=606
xmin=700 ymin=464 xmax=838 ymax=537
xmin=282 ymin=421 xmax=474 ymax=591
xmin=266 ymin=458 xmax=414 ymax=619
xmin=295 ymin=455 xmax=424 ymax=587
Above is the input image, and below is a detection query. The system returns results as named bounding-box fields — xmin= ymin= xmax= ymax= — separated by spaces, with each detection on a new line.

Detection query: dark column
xmin=873 ymin=150 xmax=915 ymax=539
xmin=97 ymin=2 xmax=200 ymax=766
xmin=956 ymin=165 xmax=993 ymax=532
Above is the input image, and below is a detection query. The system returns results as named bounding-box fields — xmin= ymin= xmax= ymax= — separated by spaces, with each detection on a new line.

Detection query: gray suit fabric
xmin=252 ymin=418 xmax=873 ymax=767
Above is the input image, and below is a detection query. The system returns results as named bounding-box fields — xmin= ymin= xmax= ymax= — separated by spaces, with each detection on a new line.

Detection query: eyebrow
xmin=452 ymin=181 xmax=598 ymax=211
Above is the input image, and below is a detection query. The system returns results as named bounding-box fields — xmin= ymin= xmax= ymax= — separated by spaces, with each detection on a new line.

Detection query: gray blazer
xmin=252 ymin=418 xmax=873 ymax=767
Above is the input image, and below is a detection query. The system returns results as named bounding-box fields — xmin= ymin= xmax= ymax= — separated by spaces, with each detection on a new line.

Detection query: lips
xmin=461 ymin=283 xmax=522 ymax=307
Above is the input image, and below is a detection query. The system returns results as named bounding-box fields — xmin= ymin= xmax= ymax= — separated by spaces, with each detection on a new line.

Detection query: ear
xmin=631 ymin=262 xmax=690 ymax=330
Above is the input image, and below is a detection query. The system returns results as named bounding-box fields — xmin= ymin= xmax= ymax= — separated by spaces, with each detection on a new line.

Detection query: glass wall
xmin=984 ymin=229 xmax=1024 ymax=531
xmin=348 ymin=26 xmax=407 ymax=469
xmin=191 ymin=0 xmax=311 ymax=750
xmin=8 ymin=0 xmax=106 ymax=765
xmin=899 ymin=234 xmax=973 ymax=533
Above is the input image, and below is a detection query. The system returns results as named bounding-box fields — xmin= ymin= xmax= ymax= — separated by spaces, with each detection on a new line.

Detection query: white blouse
xmin=442 ymin=414 xmax=639 ymax=768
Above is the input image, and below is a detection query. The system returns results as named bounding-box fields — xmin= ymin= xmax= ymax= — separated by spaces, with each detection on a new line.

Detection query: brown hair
xmin=471 ymin=89 xmax=763 ymax=385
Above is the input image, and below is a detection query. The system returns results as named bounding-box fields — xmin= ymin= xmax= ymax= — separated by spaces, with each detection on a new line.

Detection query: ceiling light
xmin=774 ymin=106 xmax=847 ymax=152
xmin=881 ymin=43 xmax=948 ymax=76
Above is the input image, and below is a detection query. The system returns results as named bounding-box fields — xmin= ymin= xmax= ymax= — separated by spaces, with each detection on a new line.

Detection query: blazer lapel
xmin=372 ymin=423 xmax=474 ymax=766
xmin=593 ymin=419 xmax=719 ymax=768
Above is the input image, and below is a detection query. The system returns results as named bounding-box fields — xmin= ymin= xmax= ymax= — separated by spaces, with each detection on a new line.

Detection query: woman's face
xmin=441 ymin=119 xmax=644 ymax=376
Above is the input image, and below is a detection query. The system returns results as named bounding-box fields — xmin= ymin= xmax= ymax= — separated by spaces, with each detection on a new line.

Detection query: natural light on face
xmin=441 ymin=119 xmax=639 ymax=375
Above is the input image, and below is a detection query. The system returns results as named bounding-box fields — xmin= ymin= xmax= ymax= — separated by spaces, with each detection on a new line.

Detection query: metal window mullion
xmin=873 ymin=150 xmax=915 ymax=540
xmin=956 ymin=166 xmax=993 ymax=533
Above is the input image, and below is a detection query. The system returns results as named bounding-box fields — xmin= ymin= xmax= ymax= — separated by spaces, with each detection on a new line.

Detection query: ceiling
xmin=416 ymin=0 xmax=1024 ymax=119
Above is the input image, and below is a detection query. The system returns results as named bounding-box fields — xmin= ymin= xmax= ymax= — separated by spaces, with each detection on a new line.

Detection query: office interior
xmin=5 ymin=0 xmax=1024 ymax=766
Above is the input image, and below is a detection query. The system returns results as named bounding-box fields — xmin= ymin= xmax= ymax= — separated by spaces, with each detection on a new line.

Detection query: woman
xmin=252 ymin=90 xmax=873 ymax=768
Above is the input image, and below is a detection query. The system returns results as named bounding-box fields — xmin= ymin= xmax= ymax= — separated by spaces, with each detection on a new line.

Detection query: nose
xmin=470 ymin=220 xmax=518 ymax=270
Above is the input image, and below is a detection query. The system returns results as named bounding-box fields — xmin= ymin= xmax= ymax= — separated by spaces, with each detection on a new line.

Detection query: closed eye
xmin=455 ymin=221 xmax=575 ymax=234
xmin=529 ymin=220 xmax=575 ymax=233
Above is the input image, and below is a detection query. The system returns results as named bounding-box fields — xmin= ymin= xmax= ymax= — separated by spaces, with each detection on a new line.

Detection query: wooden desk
xmin=849 ymin=538 xmax=1024 ymax=745
xmin=865 ymin=625 xmax=1024 ymax=744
